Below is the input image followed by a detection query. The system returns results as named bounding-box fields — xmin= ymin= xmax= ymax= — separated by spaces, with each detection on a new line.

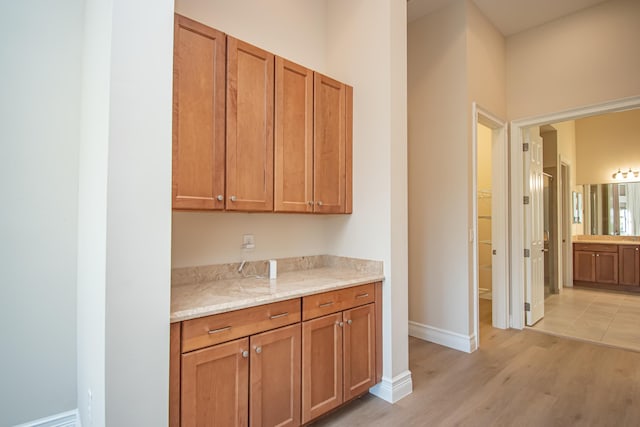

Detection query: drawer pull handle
xmin=269 ymin=312 xmax=289 ymax=320
xmin=319 ymin=301 xmax=334 ymax=308
xmin=208 ymin=326 xmax=231 ymax=335
xmin=355 ymin=293 xmax=369 ymax=299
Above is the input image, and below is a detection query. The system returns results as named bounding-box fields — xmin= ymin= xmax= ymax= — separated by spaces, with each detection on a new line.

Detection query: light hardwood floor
xmin=530 ymin=287 xmax=640 ymax=352
xmin=312 ymin=299 xmax=640 ymax=426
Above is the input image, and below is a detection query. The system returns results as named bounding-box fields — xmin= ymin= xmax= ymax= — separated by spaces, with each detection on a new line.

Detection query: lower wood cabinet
xmin=573 ymin=243 xmax=640 ymax=290
xmin=618 ymin=245 xmax=640 ymax=286
xmin=170 ymin=283 xmax=381 ymax=427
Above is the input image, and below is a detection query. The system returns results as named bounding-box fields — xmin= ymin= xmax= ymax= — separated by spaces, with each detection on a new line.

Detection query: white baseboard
xmin=14 ymin=409 xmax=79 ymax=427
xmin=369 ymin=370 xmax=413 ymax=403
xmin=409 ymin=321 xmax=476 ymax=353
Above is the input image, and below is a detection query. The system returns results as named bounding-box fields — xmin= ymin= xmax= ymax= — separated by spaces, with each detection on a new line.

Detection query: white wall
xmin=408 ymin=0 xmax=505 ymax=347
xmin=408 ymin=0 xmax=470 ymax=338
xmin=326 ymin=0 xmax=411 ymax=398
xmin=77 ymin=0 xmax=174 ymax=425
xmin=0 ymin=1 xmax=82 ymax=424
xmin=507 ymin=0 xmax=640 ymax=120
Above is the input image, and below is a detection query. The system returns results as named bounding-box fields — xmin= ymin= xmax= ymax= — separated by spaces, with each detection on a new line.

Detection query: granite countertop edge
xmin=170 ymin=268 xmax=385 ymax=323
xmin=573 ymin=240 xmax=640 ymax=246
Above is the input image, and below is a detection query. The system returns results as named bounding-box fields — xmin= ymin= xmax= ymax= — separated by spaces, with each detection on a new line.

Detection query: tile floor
xmin=529 ymin=287 xmax=640 ymax=352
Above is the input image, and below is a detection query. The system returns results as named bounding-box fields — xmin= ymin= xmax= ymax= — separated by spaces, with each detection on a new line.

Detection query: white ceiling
xmin=407 ymin=0 xmax=610 ymax=36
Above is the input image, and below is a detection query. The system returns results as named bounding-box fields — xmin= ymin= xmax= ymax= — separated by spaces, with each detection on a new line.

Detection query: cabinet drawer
xmin=574 ymin=243 xmax=618 ymax=253
xmin=182 ymin=299 xmax=301 ymax=353
xmin=302 ymin=283 xmax=375 ymax=321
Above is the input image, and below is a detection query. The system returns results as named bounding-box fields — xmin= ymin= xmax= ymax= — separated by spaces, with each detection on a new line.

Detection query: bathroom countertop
xmin=573 ymin=240 xmax=640 ymax=246
xmin=171 ymin=266 xmax=384 ymax=323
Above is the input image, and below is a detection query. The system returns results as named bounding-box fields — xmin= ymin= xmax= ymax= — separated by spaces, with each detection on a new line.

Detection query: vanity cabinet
xmin=172 ymin=15 xmax=226 ymax=210
xmin=618 ymin=245 xmax=640 ymax=286
xmin=301 ymin=284 xmax=376 ymax=423
xmin=172 ymin=14 xmax=352 ymax=214
xmin=170 ymin=283 xmax=381 ymax=427
xmin=573 ymin=243 xmax=618 ymax=285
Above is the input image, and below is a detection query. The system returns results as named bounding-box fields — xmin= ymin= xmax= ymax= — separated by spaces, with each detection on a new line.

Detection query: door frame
xmin=559 ymin=159 xmax=571 ymax=290
xmin=472 ymin=103 xmax=509 ymax=349
xmin=509 ymin=95 xmax=640 ymax=329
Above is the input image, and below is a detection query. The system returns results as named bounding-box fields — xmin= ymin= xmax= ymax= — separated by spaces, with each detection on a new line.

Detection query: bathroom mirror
xmin=582 ymin=182 xmax=640 ymax=236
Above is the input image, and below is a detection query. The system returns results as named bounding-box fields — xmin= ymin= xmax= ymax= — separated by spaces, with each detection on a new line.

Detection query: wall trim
xmin=14 ymin=409 xmax=79 ymax=427
xmin=409 ymin=321 xmax=477 ymax=353
xmin=369 ymin=370 xmax=413 ymax=403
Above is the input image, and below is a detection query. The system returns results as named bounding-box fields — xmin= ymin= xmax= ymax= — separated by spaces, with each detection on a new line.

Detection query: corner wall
xmin=0 ymin=1 xmax=82 ymax=424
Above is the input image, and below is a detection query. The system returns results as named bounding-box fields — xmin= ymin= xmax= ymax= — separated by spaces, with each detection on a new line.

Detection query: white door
xmin=524 ymin=126 xmax=545 ymax=325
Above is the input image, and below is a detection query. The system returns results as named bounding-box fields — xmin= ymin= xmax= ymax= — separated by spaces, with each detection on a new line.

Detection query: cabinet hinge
xmin=524 ymin=248 xmax=530 ymax=258
xmin=523 ymin=142 xmax=529 ymax=152
xmin=523 ymin=196 xmax=530 ymax=205
xmin=525 ymin=302 xmax=531 ymax=312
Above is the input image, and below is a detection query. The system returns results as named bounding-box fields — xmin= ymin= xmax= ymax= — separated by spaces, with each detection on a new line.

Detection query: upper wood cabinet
xmin=171 ymin=15 xmax=352 ymax=214
xmin=274 ymin=57 xmax=314 ymax=213
xmin=314 ymin=73 xmax=352 ymax=214
xmin=172 ymin=15 xmax=226 ymax=210
xmin=226 ymin=37 xmax=274 ymax=211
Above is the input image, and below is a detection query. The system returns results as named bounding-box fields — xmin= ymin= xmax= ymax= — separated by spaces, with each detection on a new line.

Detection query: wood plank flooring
xmin=312 ymin=299 xmax=640 ymax=426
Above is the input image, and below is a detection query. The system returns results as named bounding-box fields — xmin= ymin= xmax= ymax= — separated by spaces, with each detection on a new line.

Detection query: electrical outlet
xmin=242 ymin=234 xmax=255 ymax=250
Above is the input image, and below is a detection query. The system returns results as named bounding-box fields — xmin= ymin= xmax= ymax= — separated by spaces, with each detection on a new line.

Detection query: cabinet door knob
xmin=336 ymin=321 xmax=344 ymax=327
xmin=317 ymin=201 xmax=323 ymax=206
xmin=347 ymin=319 xmax=353 ymax=325
xmin=636 ymin=248 xmax=639 ymax=251
xmin=255 ymin=346 xmax=262 ymax=354
xmin=596 ymin=254 xmax=600 ymax=257
xmin=216 ymin=194 xmax=223 ymax=201
xmin=230 ymin=196 xmax=237 ymax=202
xmin=241 ymin=350 xmax=249 ymax=358
xmin=308 ymin=201 xmax=314 ymax=206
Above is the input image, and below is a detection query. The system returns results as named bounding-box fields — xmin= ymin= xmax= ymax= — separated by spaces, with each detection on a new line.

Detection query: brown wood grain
xmin=302 ymin=283 xmax=375 ymax=321
xmin=169 ymin=322 xmax=181 ymax=427
xmin=313 ymin=72 xmax=346 ymax=214
xmin=226 ymin=36 xmax=274 ymax=212
xmin=172 ymin=14 xmax=226 ymax=210
xmin=181 ymin=299 xmax=301 ymax=353
xmin=302 ymin=312 xmax=343 ymax=423
xmin=250 ymin=323 xmax=301 ymax=427
xmin=374 ymin=281 xmax=382 ymax=384
xmin=595 ymin=251 xmax=618 ymax=284
xmin=181 ymin=338 xmax=249 ymax=427
xmin=618 ymin=245 xmax=640 ymax=286
xmin=274 ymin=57 xmax=314 ymax=213
xmin=574 ymin=250 xmax=596 ymax=282
xmin=343 ymin=304 xmax=375 ymax=401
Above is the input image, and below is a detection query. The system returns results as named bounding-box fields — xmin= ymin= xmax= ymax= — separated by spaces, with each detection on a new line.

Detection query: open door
xmin=524 ymin=126 xmax=544 ymax=325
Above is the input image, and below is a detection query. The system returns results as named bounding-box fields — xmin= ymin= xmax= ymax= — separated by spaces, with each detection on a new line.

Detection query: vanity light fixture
xmin=612 ymin=168 xmax=640 ymax=180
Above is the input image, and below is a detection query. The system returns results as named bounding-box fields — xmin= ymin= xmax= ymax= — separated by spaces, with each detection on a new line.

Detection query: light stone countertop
xmin=171 ymin=266 xmax=384 ymax=323
xmin=573 ymin=240 xmax=640 ymax=246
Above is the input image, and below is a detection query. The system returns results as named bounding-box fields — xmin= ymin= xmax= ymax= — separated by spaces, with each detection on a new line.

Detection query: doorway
xmin=472 ymin=103 xmax=509 ymax=349
xmin=509 ymin=96 xmax=640 ymax=329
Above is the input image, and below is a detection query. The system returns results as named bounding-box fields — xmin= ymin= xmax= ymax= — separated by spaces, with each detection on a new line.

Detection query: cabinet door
xmin=226 ymin=37 xmax=274 ymax=211
xmin=181 ymin=338 xmax=249 ymax=427
xmin=314 ymin=73 xmax=346 ymax=214
xmin=343 ymin=304 xmax=375 ymax=401
xmin=595 ymin=252 xmax=618 ymax=284
xmin=172 ymin=15 xmax=226 ymax=210
xmin=619 ymin=245 xmax=640 ymax=286
xmin=574 ymin=250 xmax=595 ymax=282
xmin=274 ymin=57 xmax=313 ymax=213
xmin=250 ymin=324 xmax=301 ymax=427
xmin=302 ymin=312 xmax=343 ymax=423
